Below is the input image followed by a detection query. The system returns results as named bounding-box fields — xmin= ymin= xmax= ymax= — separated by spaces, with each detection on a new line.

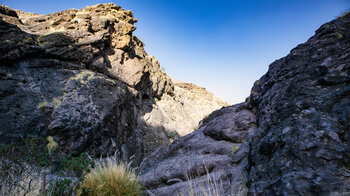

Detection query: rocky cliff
xmin=139 ymin=12 xmax=350 ymax=195
xmin=0 ymin=3 xmax=227 ymax=167
xmin=247 ymin=12 xmax=350 ymax=195
xmin=2 ymin=3 xmax=349 ymax=196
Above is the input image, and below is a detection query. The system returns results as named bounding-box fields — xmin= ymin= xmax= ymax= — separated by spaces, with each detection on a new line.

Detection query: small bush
xmin=59 ymin=153 xmax=93 ymax=177
xmin=77 ymin=160 xmax=143 ymax=196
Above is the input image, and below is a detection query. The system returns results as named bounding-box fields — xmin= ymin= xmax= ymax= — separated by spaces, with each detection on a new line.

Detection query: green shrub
xmin=60 ymin=153 xmax=93 ymax=177
xmin=167 ymin=132 xmax=177 ymax=139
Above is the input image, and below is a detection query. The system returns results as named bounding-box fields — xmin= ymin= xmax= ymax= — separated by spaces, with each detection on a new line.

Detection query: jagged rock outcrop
xmin=140 ymin=13 xmax=350 ymax=195
xmin=0 ymin=3 xmax=227 ymax=166
xmin=246 ymin=13 xmax=350 ymax=195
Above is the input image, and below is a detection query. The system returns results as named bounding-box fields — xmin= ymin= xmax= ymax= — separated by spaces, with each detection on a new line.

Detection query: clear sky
xmin=2 ymin=0 xmax=350 ymax=104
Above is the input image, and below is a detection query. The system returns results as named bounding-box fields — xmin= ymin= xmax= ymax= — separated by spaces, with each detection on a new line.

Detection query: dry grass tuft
xmin=178 ymin=160 xmax=223 ymax=196
xmin=177 ymin=159 xmax=248 ymax=196
xmin=46 ymin=136 xmax=58 ymax=154
xmin=77 ymin=159 xmax=143 ymax=196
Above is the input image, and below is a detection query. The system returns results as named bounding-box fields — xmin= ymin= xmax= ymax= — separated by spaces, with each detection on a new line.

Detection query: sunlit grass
xmin=77 ymin=159 xmax=143 ymax=196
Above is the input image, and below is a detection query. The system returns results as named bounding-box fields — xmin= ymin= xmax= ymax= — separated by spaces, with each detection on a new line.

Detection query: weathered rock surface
xmin=0 ymin=3 xmax=227 ymax=167
xmin=246 ymin=13 xmax=350 ymax=195
xmin=145 ymin=81 xmax=228 ymax=137
xmin=139 ymin=103 xmax=256 ymax=195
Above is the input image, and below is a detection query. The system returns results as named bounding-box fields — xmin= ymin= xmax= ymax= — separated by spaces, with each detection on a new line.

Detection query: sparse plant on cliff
xmin=46 ymin=136 xmax=58 ymax=155
xmin=77 ymin=159 xmax=143 ymax=196
xmin=38 ymin=101 xmax=49 ymax=109
xmin=230 ymin=145 xmax=240 ymax=155
xmin=59 ymin=153 xmax=94 ymax=177
xmin=167 ymin=131 xmax=177 ymax=139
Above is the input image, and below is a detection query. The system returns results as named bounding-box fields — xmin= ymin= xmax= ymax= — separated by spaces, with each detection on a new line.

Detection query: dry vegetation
xmin=78 ymin=159 xmax=143 ymax=196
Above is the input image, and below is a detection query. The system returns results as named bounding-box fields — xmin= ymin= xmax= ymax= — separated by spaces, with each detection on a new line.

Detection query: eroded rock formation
xmin=0 ymin=3 xmax=227 ymax=166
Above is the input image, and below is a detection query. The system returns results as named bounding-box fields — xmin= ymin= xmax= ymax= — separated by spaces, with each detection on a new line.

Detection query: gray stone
xmin=140 ymin=103 xmax=255 ymax=196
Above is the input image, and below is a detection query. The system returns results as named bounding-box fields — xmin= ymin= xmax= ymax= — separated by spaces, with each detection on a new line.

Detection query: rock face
xmin=247 ymin=13 xmax=350 ymax=195
xmin=140 ymin=103 xmax=256 ymax=195
xmin=0 ymin=3 xmax=227 ymax=165
xmin=145 ymin=80 xmax=228 ymax=137
xmin=140 ymin=13 xmax=350 ymax=195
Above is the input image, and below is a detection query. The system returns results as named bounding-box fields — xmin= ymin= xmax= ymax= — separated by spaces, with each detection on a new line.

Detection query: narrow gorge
xmin=0 ymin=3 xmax=349 ymax=196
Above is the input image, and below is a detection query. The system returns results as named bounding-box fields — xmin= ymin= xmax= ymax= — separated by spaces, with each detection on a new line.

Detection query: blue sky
xmin=3 ymin=0 xmax=349 ymax=103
